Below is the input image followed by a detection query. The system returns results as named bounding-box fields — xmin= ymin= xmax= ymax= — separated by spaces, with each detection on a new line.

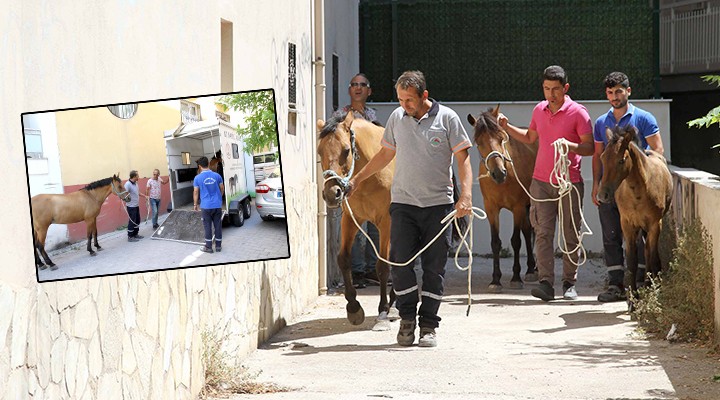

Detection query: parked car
xmin=255 ymin=167 xmax=285 ymax=221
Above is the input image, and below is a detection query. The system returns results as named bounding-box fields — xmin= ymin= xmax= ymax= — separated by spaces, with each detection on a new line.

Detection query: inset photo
xmin=24 ymin=89 xmax=289 ymax=283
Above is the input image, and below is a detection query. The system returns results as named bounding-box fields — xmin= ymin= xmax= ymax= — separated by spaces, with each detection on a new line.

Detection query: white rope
xmin=342 ymin=196 xmax=486 ymax=315
xmin=498 ymin=134 xmax=592 ymax=266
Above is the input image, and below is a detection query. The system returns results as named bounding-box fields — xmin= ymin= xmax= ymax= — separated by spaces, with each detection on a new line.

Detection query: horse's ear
xmin=492 ymin=104 xmax=500 ymax=117
xmin=605 ymin=127 xmax=615 ymax=143
xmin=316 ymin=119 xmax=325 ymax=132
xmin=467 ymin=114 xmax=476 ymax=126
xmin=342 ymin=110 xmax=355 ymax=126
xmin=621 ymin=125 xmax=638 ymax=144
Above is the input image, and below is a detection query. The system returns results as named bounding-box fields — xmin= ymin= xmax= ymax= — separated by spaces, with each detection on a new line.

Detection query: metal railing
xmin=661 ymin=3 xmax=720 ymax=74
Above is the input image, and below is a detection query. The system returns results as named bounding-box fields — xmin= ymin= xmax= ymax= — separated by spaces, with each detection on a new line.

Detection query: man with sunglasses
xmin=333 ymin=73 xmax=381 ymax=289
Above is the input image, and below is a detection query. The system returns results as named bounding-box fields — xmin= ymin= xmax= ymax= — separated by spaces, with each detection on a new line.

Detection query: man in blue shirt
xmin=591 ymin=72 xmax=665 ymax=302
xmin=194 ymin=156 xmax=225 ymax=253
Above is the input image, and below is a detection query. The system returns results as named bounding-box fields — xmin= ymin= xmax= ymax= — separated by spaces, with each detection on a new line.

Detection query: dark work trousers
xmin=389 ymin=202 xmax=453 ymax=329
xmin=598 ymin=200 xmax=646 ymax=288
xmin=127 ymin=206 xmax=140 ymax=237
xmin=201 ymin=208 xmax=223 ymax=249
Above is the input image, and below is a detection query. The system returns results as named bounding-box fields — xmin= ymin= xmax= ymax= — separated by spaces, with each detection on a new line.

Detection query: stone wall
xmin=1 ymin=184 xmax=319 ymax=399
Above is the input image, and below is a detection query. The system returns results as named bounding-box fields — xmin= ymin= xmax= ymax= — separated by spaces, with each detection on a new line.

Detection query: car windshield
xmin=268 ymin=167 xmax=281 ymax=178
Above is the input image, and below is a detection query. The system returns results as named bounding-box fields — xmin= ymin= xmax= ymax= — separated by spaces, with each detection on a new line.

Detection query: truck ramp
xmin=151 ymin=210 xmax=206 ymax=245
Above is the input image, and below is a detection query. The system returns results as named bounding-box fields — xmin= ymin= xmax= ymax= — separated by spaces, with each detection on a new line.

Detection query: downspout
xmin=313 ymin=0 xmax=328 ymax=295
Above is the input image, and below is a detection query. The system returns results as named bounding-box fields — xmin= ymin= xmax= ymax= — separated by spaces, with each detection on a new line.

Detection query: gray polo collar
xmin=403 ymin=98 xmax=439 ymax=118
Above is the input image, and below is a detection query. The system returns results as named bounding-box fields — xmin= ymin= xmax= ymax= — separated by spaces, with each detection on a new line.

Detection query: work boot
xmin=199 ymin=246 xmax=214 ymax=254
xmin=418 ymin=327 xmax=437 ymax=348
xmin=531 ymin=280 xmax=555 ymax=302
xmin=128 ymin=237 xmax=139 ymax=242
xmin=562 ymin=281 xmax=578 ymax=300
xmin=597 ymin=285 xmax=626 ymax=302
xmin=397 ymin=319 xmax=416 ymax=346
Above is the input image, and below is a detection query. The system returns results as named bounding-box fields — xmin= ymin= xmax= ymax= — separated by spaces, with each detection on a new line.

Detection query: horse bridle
xmin=478 ymin=130 xmax=513 ymax=179
xmin=111 ymin=179 xmax=131 ymax=202
xmin=322 ymin=127 xmax=359 ymax=195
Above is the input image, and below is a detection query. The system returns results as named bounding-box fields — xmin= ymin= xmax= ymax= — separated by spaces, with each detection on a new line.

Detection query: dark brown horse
xmin=467 ymin=106 xmax=538 ymax=292
xmin=598 ymin=125 xmax=673 ymax=298
xmin=317 ymin=112 xmax=395 ymax=326
xmin=31 ymin=174 xmax=130 ymax=270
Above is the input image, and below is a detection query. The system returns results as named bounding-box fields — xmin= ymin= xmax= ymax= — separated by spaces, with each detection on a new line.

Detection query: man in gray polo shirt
xmin=347 ymin=70 xmax=473 ymax=347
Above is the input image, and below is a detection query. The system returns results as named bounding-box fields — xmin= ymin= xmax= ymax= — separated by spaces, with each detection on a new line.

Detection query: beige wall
xmin=2 ymin=1 xmax=323 ymax=398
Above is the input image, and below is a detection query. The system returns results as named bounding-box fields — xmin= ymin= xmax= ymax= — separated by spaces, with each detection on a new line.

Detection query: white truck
xmin=163 ymin=118 xmax=252 ymax=230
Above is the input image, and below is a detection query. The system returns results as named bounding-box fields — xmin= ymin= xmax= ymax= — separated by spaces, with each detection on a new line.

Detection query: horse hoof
xmin=488 ymin=284 xmax=503 ymax=293
xmin=95 ymin=247 xmax=104 ymax=251
xmin=49 ymin=264 xmax=58 ymax=271
xmin=387 ymin=307 xmax=401 ymax=321
xmin=525 ymin=272 xmax=538 ymax=282
xmin=38 ymin=265 xmax=47 ymax=270
xmin=346 ymin=302 xmax=365 ymax=325
xmin=377 ymin=311 xmax=389 ymax=321
xmin=509 ymin=280 xmax=524 ymax=290
xmin=90 ymin=252 xmax=97 ymax=257
xmin=372 ymin=319 xmax=391 ymax=331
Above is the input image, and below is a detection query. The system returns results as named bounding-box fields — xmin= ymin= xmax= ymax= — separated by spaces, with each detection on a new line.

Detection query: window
xmin=288 ymin=42 xmax=297 ymax=106
xmin=332 ymin=54 xmax=339 ymax=111
xmin=181 ymin=152 xmax=191 ymax=165
xmin=24 ymin=129 xmax=43 ymax=159
xmin=181 ymin=100 xmax=201 ymax=124
xmin=108 ymin=104 xmax=138 ymax=119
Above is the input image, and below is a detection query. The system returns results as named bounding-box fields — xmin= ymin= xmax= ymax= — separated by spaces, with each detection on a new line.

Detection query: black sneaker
xmin=397 ymin=319 xmax=416 ymax=346
xmin=597 ymin=285 xmax=626 ymax=302
xmin=128 ymin=237 xmax=139 ymax=242
xmin=352 ymin=272 xmax=367 ymax=289
xmin=134 ymin=235 xmax=144 ymax=240
xmin=200 ymin=246 xmax=214 ymax=253
xmin=531 ymin=280 xmax=555 ymax=301
xmin=153 ymin=224 xmax=159 ymax=229
xmin=215 ymin=247 xmax=222 ymax=253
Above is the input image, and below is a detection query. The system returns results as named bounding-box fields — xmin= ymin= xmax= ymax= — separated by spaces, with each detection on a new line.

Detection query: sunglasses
xmin=349 ymin=82 xmax=369 ymax=88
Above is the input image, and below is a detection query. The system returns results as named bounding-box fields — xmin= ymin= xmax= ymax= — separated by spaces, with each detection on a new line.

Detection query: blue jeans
xmin=351 ymin=222 xmax=379 ymax=274
xmin=149 ymin=198 xmax=161 ymax=226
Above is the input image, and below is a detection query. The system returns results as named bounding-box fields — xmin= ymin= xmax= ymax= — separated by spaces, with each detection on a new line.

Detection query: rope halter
xmin=322 ymin=128 xmax=359 ymax=197
xmin=111 ymin=179 xmax=131 ymax=202
xmin=478 ymin=130 xmax=513 ymax=180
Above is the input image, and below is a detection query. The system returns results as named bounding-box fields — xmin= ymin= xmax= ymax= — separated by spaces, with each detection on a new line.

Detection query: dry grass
xmin=632 ymin=218 xmax=716 ymax=344
xmin=199 ymin=323 xmax=290 ymax=399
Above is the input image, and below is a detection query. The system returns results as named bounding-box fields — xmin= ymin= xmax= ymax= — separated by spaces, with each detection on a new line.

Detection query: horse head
xmin=598 ymin=125 xmax=639 ymax=204
xmin=111 ymin=174 xmax=131 ymax=203
xmin=317 ymin=112 xmax=357 ymax=208
xmin=467 ymin=105 xmax=509 ymax=184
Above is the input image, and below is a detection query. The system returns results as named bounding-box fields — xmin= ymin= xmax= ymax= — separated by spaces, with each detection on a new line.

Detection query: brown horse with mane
xmin=317 ymin=112 xmax=395 ymax=326
xmin=31 ymin=174 xmax=130 ymax=270
xmin=467 ymin=106 xmax=538 ymax=292
xmin=598 ymin=125 xmax=672 ymax=299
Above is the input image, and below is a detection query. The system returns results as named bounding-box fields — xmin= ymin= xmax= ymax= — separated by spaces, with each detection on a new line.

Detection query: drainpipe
xmin=313 ymin=0 xmax=328 ymax=295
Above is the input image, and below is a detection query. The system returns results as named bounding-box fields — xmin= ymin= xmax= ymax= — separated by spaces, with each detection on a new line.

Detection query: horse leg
xmin=508 ymin=207 xmax=525 ymax=289
xmin=522 ymin=205 xmax=538 ymax=281
xmin=93 ymin=220 xmax=103 ymax=251
xmin=339 ymin=215 xmax=364 ymax=325
xmin=86 ymin=221 xmax=97 ymax=256
xmin=487 ymin=208 xmax=503 ymax=293
xmin=372 ymin=218 xmax=396 ymax=330
xmin=645 ymin=223 xmax=662 ymax=283
xmin=623 ymin=224 xmax=640 ymax=310
xmin=36 ymin=229 xmax=56 ymax=270
xmin=34 ymin=243 xmax=46 ymax=270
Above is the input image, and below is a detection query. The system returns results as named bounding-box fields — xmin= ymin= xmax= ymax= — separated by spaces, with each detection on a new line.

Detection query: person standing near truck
xmin=194 ymin=156 xmax=225 ymax=253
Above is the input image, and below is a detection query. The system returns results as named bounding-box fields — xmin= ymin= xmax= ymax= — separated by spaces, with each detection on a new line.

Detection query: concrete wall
xmin=369 ymin=99 xmax=672 ymax=255
xmin=669 ymin=167 xmax=720 ymax=343
xmin=2 ymin=1 xmax=325 ymax=398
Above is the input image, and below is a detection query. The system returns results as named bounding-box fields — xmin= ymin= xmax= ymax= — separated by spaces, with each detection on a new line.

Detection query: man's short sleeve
xmin=382 ymin=111 xmax=398 ymax=150
xmin=575 ymin=106 xmax=593 ymax=136
xmin=593 ymin=116 xmax=606 ymax=143
xmin=447 ymin=114 xmax=472 ymax=154
xmin=638 ymin=111 xmax=660 ymax=139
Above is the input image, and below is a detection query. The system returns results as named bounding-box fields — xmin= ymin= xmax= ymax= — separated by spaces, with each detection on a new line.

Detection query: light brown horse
xmin=467 ymin=106 xmax=538 ymax=292
xmin=598 ymin=125 xmax=673 ymax=299
xmin=317 ymin=112 xmax=395 ymax=325
xmin=31 ymin=174 xmax=130 ymax=270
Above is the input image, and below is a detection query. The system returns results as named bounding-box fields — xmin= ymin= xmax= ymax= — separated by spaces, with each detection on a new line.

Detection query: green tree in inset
xmin=218 ymin=91 xmax=278 ymax=155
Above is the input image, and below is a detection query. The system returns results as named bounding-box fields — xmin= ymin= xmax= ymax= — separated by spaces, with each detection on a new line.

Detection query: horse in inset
xmin=598 ymin=125 xmax=673 ymax=299
xmin=467 ymin=105 xmax=538 ymax=292
xmin=31 ymin=174 xmax=130 ymax=270
xmin=317 ymin=112 xmax=395 ymax=326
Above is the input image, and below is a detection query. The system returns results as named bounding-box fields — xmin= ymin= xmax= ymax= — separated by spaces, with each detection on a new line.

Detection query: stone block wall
xmin=1 ymin=185 xmax=319 ymax=399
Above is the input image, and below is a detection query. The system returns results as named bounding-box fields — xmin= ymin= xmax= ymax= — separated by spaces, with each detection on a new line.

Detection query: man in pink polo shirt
xmin=498 ymin=65 xmax=593 ymax=301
